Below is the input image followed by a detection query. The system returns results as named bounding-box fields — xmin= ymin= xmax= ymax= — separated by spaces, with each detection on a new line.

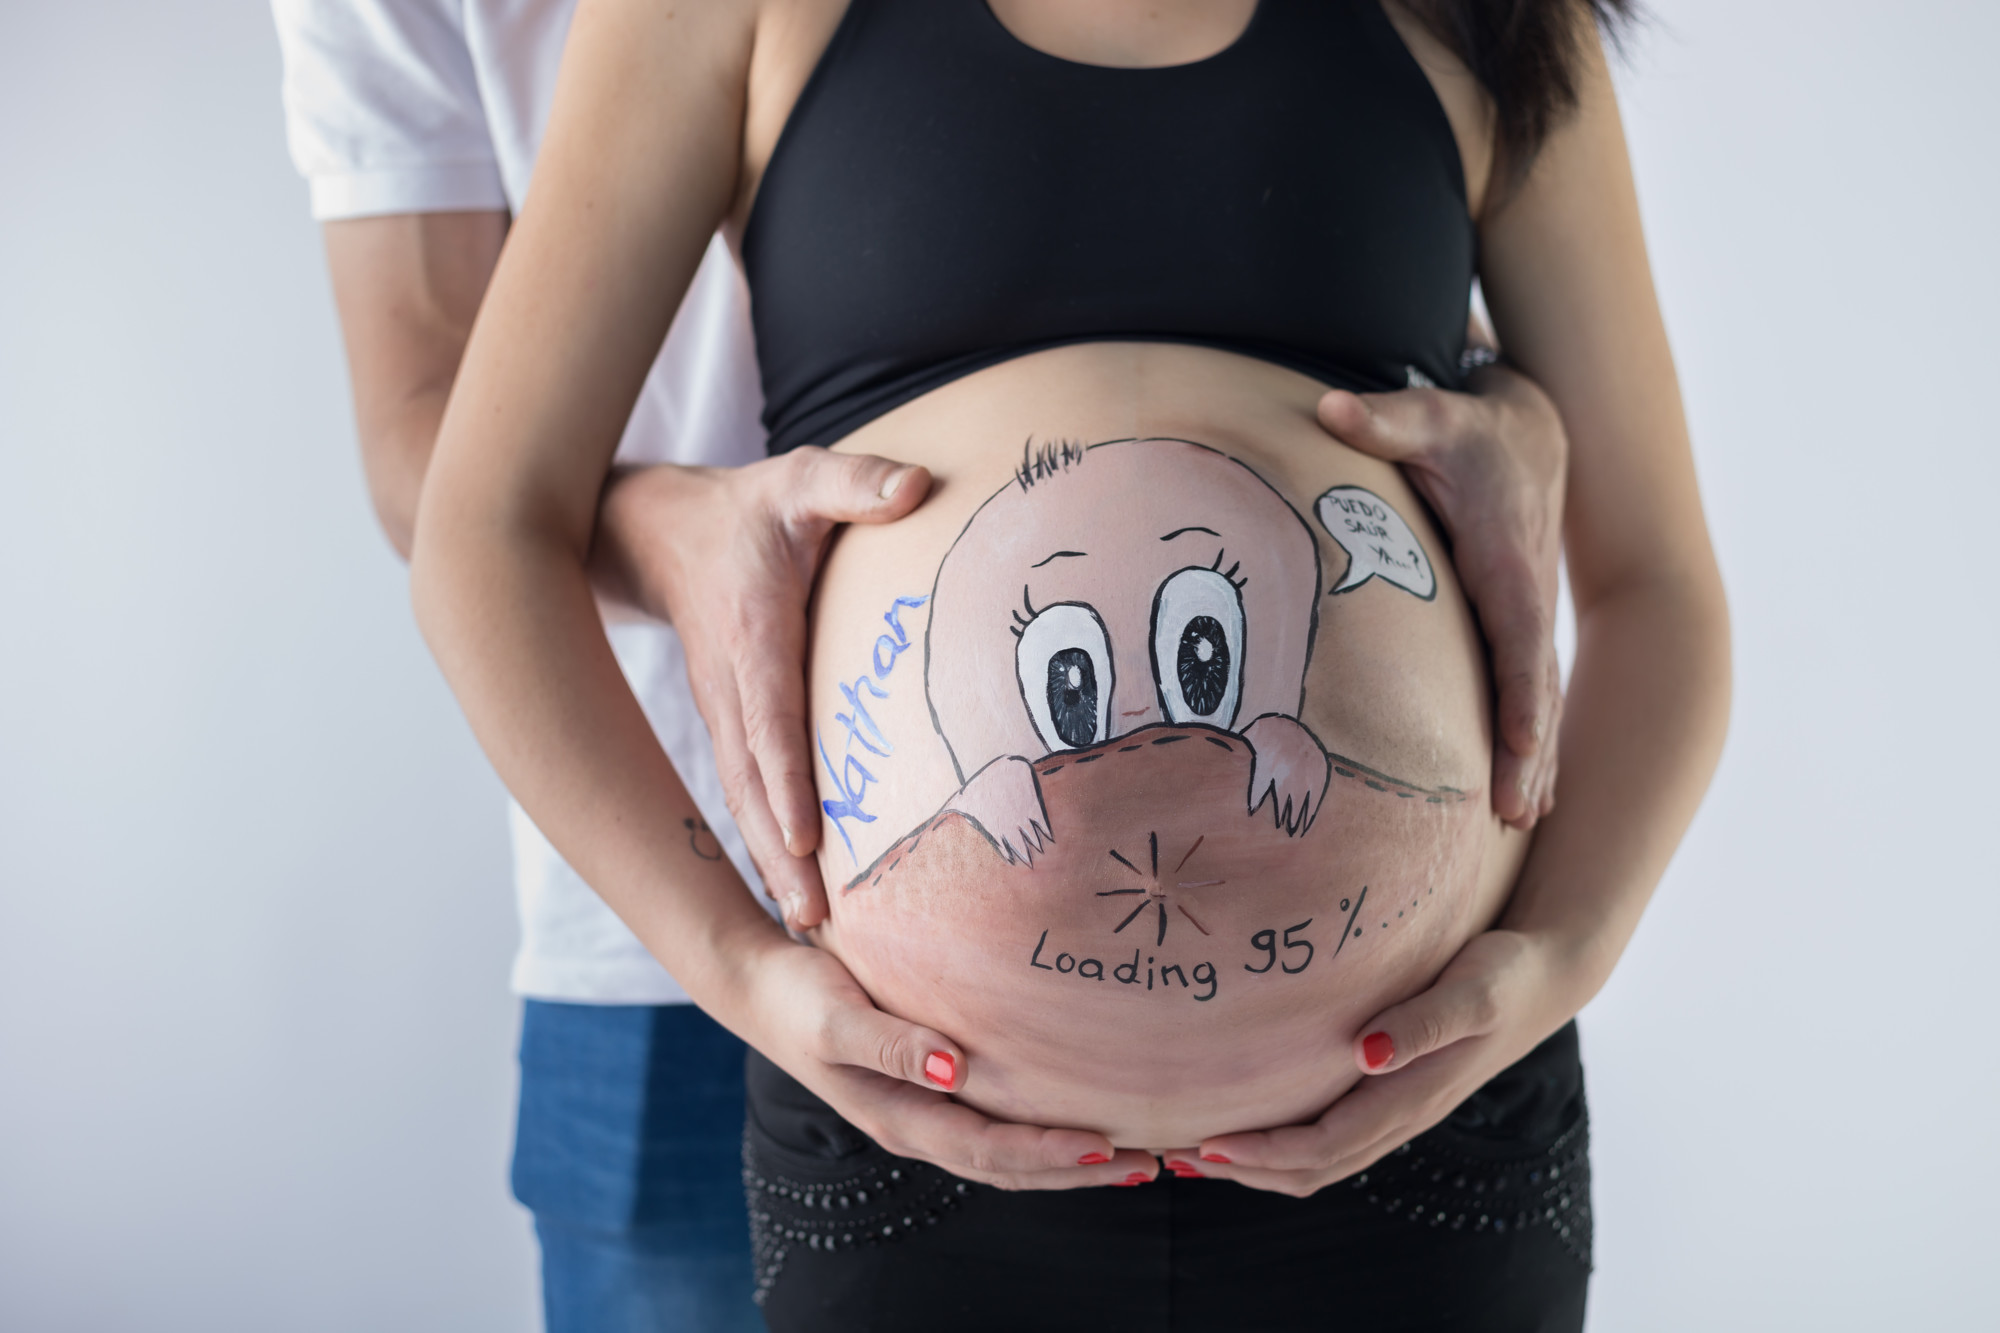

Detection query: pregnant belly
xmin=805 ymin=343 xmax=1525 ymax=1149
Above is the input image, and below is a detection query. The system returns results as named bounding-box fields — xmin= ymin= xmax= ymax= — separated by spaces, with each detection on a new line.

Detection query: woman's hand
xmin=738 ymin=936 xmax=1161 ymax=1192
xmin=1317 ymin=362 xmax=1567 ymax=830
xmin=594 ymin=448 xmax=933 ymax=931
xmin=1181 ymin=929 xmax=1579 ymax=1197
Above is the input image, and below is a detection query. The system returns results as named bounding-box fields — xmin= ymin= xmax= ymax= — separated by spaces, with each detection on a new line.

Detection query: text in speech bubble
xmin=1314 ymin=486 xmax=1437 ymax=600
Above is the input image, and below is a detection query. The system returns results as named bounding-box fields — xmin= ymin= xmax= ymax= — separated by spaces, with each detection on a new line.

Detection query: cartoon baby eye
xmin=1150 ymin=568 xmax=1245 ymax=728
xmin=1015 ymin=602 xmax=1115 ymax=751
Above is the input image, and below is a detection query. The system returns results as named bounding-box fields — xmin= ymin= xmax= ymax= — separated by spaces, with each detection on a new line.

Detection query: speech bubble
xmin=1314 ymin=486 xmax=1437 ymax=600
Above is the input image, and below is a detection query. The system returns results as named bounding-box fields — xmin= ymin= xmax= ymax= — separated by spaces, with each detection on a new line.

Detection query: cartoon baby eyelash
xmin=1209 ymin=548 xmax=1249 ymax=591
xmin=1010 ymin=584 xmax=1040 ymax=639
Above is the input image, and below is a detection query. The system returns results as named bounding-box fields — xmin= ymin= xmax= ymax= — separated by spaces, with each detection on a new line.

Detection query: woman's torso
xmin=807 ymin=346 xmax=1527 ymax=1147
xmin=730 ymin=0 xmax=1516 ymax=1147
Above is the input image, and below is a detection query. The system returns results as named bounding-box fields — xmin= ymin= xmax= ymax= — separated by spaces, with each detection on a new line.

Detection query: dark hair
xmin=1013 ymin=437 xmax=1087 ymax=491
xmin=1401 ymin=0 xmax=1639 ymax=185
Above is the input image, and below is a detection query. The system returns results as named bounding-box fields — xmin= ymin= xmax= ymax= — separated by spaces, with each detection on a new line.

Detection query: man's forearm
xmin=323 ymin=211 xmax=506 ymax=563
xmin=1500 ymin=571 xmax=1732 ymax=1001
xmin=586 ymin=465 xmax=680 ymax=624
xmin=359 ymin=393 xmax=448 ymax=559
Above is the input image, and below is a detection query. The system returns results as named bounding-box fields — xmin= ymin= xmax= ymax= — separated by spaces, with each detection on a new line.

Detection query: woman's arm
xmin=1193 ymin=22 xmax=1730 ymax=1191
xmin=409 ymin=0 xmax=1152 ymax=1189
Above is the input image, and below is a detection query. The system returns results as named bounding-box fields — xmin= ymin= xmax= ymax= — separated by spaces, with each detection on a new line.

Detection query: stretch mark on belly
xmin=1322 ymin=754 xmax=1468 ymax=804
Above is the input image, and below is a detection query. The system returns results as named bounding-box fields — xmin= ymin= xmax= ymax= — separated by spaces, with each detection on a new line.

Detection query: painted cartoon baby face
xmin=926 ymin=439 xmax=1321 ymax=783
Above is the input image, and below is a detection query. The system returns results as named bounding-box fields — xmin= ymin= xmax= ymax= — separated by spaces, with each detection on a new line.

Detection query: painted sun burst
xmin=1095 ymin=831 xmax=1219 ymax=944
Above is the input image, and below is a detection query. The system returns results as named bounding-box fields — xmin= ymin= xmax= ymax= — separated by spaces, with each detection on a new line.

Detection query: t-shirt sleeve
xmin=271 ymin=0 xmax=508 ymax=220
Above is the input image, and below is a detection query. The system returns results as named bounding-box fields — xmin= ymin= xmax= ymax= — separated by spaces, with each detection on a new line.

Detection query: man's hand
xmin=1184 ymin=928 xmax=1575 ymax=1197
xmin=1317 ymin=363 xmax=1567 ymax=828
xmin=593 ymin=448 xmax=931 ymax=928
xmin=742 ymin=939 xmax=1159 ymax=1190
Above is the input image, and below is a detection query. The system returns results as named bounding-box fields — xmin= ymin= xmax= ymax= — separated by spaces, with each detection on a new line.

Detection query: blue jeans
xmin=512 ymin=1001 xmax=765 ymax=1333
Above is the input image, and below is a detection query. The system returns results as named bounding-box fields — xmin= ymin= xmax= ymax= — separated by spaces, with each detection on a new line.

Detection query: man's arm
xmin=325 ymin=212 xmax=507 ymax=559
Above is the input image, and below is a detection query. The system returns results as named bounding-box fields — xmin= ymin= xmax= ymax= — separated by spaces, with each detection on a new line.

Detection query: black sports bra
xmin=741 ymin=0 xmax=1474 ymax=455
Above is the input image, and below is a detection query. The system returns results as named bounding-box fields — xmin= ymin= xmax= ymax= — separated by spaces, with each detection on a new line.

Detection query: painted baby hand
xmin=943 ymin=755 xmax=1054 ymax=866
xmin=1242 ymin=713 xmax=1332 ymax=836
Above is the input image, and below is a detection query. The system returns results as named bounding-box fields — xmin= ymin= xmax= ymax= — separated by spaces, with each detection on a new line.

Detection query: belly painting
xmin=808 ymin=350 xmax=1520 ymax=1149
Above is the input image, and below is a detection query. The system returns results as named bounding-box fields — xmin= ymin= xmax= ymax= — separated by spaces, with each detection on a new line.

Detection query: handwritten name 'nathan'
xmin=1029 ymin=929 xmax=1219 ymax=1002
xmin=818 ymin=593 xmax=929 ymax=864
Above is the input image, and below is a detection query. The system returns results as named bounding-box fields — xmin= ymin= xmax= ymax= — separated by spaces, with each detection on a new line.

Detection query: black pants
xmin=745 ymin=1023 xmax=1591 ymax=1332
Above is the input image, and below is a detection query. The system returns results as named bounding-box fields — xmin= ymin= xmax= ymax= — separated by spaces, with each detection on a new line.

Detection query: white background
xmin=2 ymin=2 xmax=1995 ymax=1329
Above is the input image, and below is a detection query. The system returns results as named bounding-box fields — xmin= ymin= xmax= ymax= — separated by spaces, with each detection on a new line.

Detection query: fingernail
xmin=923 ymin=1051 xmax=956 ymax=1089
xmin=1123 ymin=1171 xmax=1152 ymax=1185
xmin=1532 ymin=715 xmax=1546 ymax=742
xmin=1112 ymin=1178 xmax=1143 ymax=1187
xmin=1200 ymin=1153 xmax=1231 ymax=1164
xmin=780 ymin=822 xmax=797 ymax=853
xmin=1166 ymin=1160 xmax=1204 ymax=1178
xmin=879 ymin=466 xmax=911 ymax=500
xmin=1077 ymin=1152 xmax=1110 ymax=1165
xmin=1362 ymin=1031 xmax=1395 ymax=1071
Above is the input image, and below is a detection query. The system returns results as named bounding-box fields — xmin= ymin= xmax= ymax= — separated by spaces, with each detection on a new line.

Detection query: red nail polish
xmin=1124 ymin=1171 xmax=1152 ymax=1184
xmin=1362 ymin=1031 xmax=1395 ymax=1071
xmin=1200 ymin=1153 xmax=1231 ymax=1164
xmin=1165 ymin=1159 xmax=1196 ymax=1172
xmin=1112 ymin=1178 xmax=1142 ymax=1187
xmin=924 ymin=1051 xmax=956 ymax=1089
xmin=1077 ymin=1152 xmax=1110 ymax=1165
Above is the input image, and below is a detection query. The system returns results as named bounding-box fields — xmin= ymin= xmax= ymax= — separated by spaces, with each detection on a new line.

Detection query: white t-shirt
xmin=272 ymin=0 xmax=779 ymax=1004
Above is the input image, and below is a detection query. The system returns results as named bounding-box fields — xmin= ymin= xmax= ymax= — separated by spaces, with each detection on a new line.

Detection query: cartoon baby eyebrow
xmin=1030 ymin=550 xmax=1089 ymax=568
xmin=1160 ymin=526 xmax=1222 ymax=542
